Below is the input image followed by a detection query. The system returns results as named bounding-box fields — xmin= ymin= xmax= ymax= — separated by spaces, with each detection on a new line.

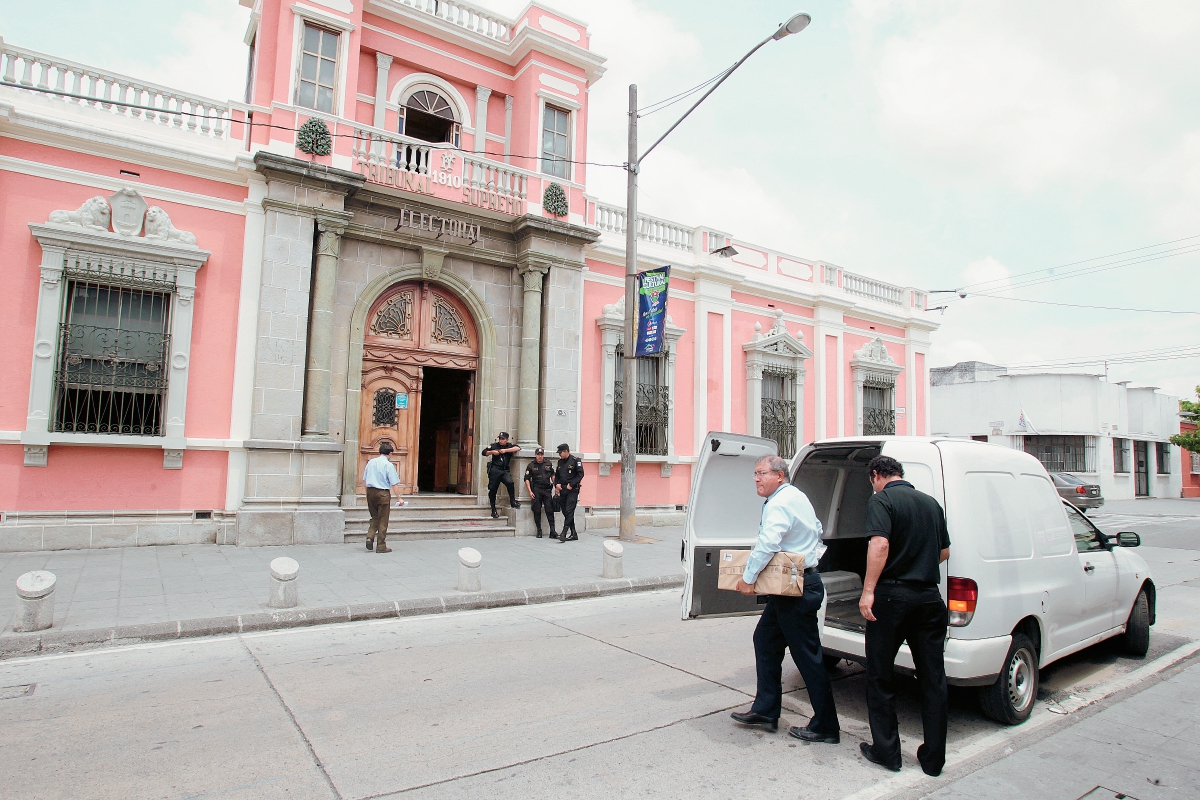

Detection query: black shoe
xmin=511 ymin=502 xmax=521 ymax=509
xmin=491 ymin=510 xmax=500 ymax=519
xmin=860 ymin=742 xmax=901 ymax=772
xmin=549 ymin=532 xmax=559 ymax=540
xmin=730 ymin=711 xmax=778 ymax=733
xmin=535 ymin=532 xmax=543 ymax=538
xmin=917 ymin=745 xmax=944 ymax=777
xmin=788 ymin=725 xmax=840 ymax=744
xmin=365 ymin=539 xmax=373 ymax=551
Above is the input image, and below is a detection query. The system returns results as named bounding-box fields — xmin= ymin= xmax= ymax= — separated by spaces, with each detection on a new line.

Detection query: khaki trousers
xmin=366 ymin=487 xmax=392 ymax=546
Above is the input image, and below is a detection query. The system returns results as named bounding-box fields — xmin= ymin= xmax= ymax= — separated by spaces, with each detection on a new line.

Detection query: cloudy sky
xmin=3 ymin=0 xmax=1197 ymax=398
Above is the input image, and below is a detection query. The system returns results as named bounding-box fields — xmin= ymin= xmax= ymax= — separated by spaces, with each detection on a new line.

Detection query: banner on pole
xmin=635 ymin=265 xmax=671 ymax=357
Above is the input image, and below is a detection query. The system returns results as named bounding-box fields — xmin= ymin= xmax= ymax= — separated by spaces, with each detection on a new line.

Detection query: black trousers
xmin=749 ymin=573 xmax=839 ymax=734
xmin=487 ymin=469 xmax=517 ymax=511
xmin=530 ymin=488 xmax=556 ymax=534
xmin=558 ymin=489 xmax=579 ymax=535
xmin=865 ymin=582 xmax=949 ymax=773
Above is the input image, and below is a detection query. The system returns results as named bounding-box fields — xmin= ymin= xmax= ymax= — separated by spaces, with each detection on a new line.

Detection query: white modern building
xmin=931 ymin=362 xmax=1183 ymax=500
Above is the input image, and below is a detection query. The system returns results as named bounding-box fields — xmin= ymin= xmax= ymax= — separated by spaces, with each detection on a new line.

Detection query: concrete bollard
xmin=603 ymin=539 xmax=624 ymax=579
xmin=268 ymin=557 xmax=300 ymax=609
xmin=457 ymin=547 xmax=482 ymax=592
xmin=13 ymin=571 xmax=57 ymax=632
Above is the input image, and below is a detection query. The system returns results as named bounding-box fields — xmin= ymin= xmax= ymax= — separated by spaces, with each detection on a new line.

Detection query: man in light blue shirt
xmin=363 ymin=441 xmax=405 ymax=553
xmin=730 ymin=455 xmax=840 ymax=743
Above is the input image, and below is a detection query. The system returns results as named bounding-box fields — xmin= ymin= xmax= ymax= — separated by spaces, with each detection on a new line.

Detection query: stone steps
xmin=343 ymin=494 xmax=517 ymax=541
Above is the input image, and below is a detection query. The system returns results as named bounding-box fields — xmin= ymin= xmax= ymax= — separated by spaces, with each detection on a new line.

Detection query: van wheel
xmin=1119 ymin=589 xmax=1150 ymax=657
xmin=979 ymin=633 xmax=1038 ymax=725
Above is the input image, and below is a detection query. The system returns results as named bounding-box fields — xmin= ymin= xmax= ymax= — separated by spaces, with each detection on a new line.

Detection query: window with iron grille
xmin=541 ymin=105 xmax=570 ymax=179
xmin=295 ymin=24 xmax=339 ymax=113
xmin=862 ymin=379 xmax=895 ymax=436
xmin=1024 ymin=435 xmax=1087 ymax=473
xmin=1113 ymin=438 xmax=1130 ymax=473
xmin=54 ymin=276 xmax=173 ymax=436
xmin=1191 ymin=451 xmax=1200 ymax=474
xmin=761 ymin=368 xmax=797 ymax=458
xmin=1156 ymin=442 xmax=1171 ymax=474
xmin=613 ymin=345 xmax=668 ymax=455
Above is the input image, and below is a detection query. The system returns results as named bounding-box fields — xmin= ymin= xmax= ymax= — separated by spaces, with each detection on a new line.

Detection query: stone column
xmin=745 ymin=359 xmax=763 ymax=438
xmin=302 ymin=217 xmax=347 ymax=440
xmin=516 ymin=259 xmax=548 ymax=448
xmin=373 ymin=53 xmax=393 ymax=130
xmin=794 ymin=369 xmax=807 ymax=447
xmin=474 ymin=85 xmax=491 ymax=154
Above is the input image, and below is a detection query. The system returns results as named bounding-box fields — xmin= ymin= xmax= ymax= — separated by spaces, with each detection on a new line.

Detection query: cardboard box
xmin=717 ymin=550 xmax=807 ymax=596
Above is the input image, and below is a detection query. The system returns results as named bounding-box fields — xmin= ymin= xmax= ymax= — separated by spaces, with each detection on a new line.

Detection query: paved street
xmin=0 ymin=503 xmax=1196 ymax=799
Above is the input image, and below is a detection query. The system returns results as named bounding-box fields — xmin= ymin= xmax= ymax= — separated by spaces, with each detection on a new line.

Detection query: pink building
xmin=0 ymin=0 xmax=937 ymax=548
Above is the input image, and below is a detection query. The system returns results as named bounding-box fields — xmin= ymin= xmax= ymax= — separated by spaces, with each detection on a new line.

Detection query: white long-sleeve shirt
xmin=742 ymin=483 xmax=825 ymax=584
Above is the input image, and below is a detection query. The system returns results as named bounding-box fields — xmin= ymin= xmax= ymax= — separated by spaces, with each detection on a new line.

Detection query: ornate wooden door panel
xmin=358 ymin=363 xmax=421 ymax=494
xmin=359 ymin=281 xmax=479 ymax=497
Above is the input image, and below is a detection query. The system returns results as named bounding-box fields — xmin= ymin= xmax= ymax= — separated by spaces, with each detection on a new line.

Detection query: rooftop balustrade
xmin=394 ymin=0 xmax=513 ymax=43
xmin=588 ymin=198 xmax=911 ymax=310
xmin=0 ymin=40 xmax=240 ymax=141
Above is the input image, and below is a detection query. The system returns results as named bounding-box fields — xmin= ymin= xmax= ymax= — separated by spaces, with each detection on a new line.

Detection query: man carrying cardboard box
xmin=729 ymin=455 xmax=841 ymax=743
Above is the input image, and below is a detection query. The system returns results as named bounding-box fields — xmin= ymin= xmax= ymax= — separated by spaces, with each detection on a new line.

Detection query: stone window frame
xmin=595 ymin=296 xmax=685 ymax=476
xmin=743 ymin=310 xmax=812 ymax=457
xmin=850 ymin=336 xmax=904 ymax=437
xmin=24 ymin=214 xmax=209 ymax=469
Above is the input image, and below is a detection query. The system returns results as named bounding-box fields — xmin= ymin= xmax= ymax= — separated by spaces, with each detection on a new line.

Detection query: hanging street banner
xmin=635 ymin=265 xmax=671 ymax=357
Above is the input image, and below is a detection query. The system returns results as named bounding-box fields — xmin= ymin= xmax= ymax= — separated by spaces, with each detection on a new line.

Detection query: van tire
xmin=1119 ymin=589 xmax=1150 ymax=657
xmin=979 ymin=633 xmax=1038 ymax=725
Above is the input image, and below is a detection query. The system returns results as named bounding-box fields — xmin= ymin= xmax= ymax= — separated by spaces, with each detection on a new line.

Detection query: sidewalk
xmin=0 ymin=527 xmax=685 ymax=657
xmin=925 ymin=658 xmax=1200 ymax=800
xmin=1097 ymin=497 xmax=1200 ymax=516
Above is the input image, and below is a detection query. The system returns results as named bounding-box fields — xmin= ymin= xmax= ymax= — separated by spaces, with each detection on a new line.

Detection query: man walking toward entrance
xmin=523 ymin=447 xmax=557 ymax=539
xmin=730 ymin=455 xmax=840 ymax=743
xmin=482 ymin=432 xmax=521 ymax=519
xmin=858 ymin=455 xmax=951 ymax=777
xmin=554 ymin=444 xmax=583 ymax=542
xmin=363 ymin=441 xmax=405 ymax=553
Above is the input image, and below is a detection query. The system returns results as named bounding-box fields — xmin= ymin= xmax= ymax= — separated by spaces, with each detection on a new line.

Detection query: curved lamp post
xmin=619 ymin=13 xmax=813 ymax=541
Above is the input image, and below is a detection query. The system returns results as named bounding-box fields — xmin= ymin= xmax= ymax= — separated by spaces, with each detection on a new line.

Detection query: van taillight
xmin=948 ymin=577 xmax=977 ymax=627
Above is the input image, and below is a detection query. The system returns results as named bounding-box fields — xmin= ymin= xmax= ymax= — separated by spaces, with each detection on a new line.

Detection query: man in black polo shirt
xmin=858 ymin=455 xmax=951 ymax=777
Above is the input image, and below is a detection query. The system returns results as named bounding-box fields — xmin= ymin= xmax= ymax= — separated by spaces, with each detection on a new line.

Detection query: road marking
xmin=837 ymin=637 xmax=1200 ymax=800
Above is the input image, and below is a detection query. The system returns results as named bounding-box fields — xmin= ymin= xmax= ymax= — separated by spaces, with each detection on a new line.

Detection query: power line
xmin=5 ymin=81 xmax=629 ymax=169
xmin=1004 ymin=343 xmax=1200 ymax=370
xmin=967 ymin=294 xmax=1200 ymax=315
xmin=636 ymin=63 xmax=735 ymax=117
xmin=956 ymin=233 xmax=1200 ymax=292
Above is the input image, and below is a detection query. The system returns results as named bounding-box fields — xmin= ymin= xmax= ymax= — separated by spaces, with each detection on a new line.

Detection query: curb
xmin=0 ymin=574 xmax=684 ymax=660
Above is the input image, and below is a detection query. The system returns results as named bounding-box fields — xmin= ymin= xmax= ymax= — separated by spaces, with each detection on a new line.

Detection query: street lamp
xmin=618 ymin=12 xmax=812 ymax=542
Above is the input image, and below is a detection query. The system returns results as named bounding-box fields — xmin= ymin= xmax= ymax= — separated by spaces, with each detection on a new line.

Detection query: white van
xmin=682 ymin=434 xmax=1156 ymax=724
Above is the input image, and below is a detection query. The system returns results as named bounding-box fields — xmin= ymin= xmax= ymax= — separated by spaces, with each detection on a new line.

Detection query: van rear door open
xmin=681 ymin=432 xmax=777 ymax=620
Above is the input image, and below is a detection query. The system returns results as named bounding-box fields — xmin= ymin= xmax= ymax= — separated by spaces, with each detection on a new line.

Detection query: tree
xmin=1169 ymin=385 xmax=1200 ymax=453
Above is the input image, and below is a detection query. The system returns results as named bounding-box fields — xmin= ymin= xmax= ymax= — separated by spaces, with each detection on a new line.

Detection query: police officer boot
xmin=549 ymin=530 xmax=558 ymax=540
xmin=490 ymin=506 xmax=500 ymax=519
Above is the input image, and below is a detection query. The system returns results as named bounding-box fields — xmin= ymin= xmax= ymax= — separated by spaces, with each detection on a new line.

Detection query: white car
xmin=682 ymin=433 xmax=1156 ymax=724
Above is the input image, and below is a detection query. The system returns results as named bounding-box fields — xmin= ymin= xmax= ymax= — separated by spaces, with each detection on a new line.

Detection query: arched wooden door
xmin=357 ymin=282 xmax=479 ymax=496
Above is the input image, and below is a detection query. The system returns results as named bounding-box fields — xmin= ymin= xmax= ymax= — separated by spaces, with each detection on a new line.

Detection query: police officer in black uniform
xmin=554 ymin=443 xmax=584 ymax=542
xmin=523 ymin=447 xmax=557 ymax=539
xmin=481 ymin=432 xmax=521 ymax=519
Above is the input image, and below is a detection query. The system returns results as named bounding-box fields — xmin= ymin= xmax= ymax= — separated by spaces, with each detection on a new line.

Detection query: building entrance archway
xmin=357 ymin=281 xmax=479 ymax=496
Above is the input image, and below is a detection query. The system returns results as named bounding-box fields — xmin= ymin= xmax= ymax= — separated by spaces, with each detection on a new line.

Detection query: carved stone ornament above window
xmin=44 ymin=188 xmax=199 ymax=248
xmin=430 ymin=294 xmax=468 ymax=345
xmin=370 ymin=291 xmax=414 ymax=339
xmin=743 ymin=310 xmax=813 ymax=380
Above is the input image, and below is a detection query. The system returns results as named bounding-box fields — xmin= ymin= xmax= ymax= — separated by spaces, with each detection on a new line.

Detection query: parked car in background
xmin=683 ymin=435 xmax=1154 ymax=725
xmin=1050 ymin=472 xmax=1104 ymax=511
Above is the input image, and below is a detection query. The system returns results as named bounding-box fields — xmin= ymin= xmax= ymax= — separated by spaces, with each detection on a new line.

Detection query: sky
xmin=2 ymin=0 xmax=1197 ymax=399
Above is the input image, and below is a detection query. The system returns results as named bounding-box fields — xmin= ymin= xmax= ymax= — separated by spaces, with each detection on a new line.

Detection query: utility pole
xmin=617 ymin=13 xmax=813 ymax=543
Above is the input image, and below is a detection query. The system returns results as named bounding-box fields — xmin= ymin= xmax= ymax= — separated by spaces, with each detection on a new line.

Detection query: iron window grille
xmin=1024 ymin=435 xmax=1090 ymax=473
xmin=1113 ymin=438 xmax=1130 ymax=473
xmin=862 ymin=379 xmax=896 ymax=436
xmin=295 ymin=24 xmax=339 ymax=113
xmin=53 ymin=276 xmax=173 ymax=436
xmin=613 ymin=346 xmax=669 ymax=456
xmin=541 ymin=105 xmax=570 ymax=179
xmin=1156 ymin=442 xmax=1171 ymax=475
xmin=373 ymin=388 xmax=397 ymax=428
xmin=761 ymin=368 xmax=797 ymax=458
xmin=1191 ymin=451 xmax=1199 ymax=474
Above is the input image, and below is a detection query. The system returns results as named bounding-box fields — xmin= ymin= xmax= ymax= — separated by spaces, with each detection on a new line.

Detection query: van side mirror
xmin=1116 ymin=532 xmax=1140 ymax=548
